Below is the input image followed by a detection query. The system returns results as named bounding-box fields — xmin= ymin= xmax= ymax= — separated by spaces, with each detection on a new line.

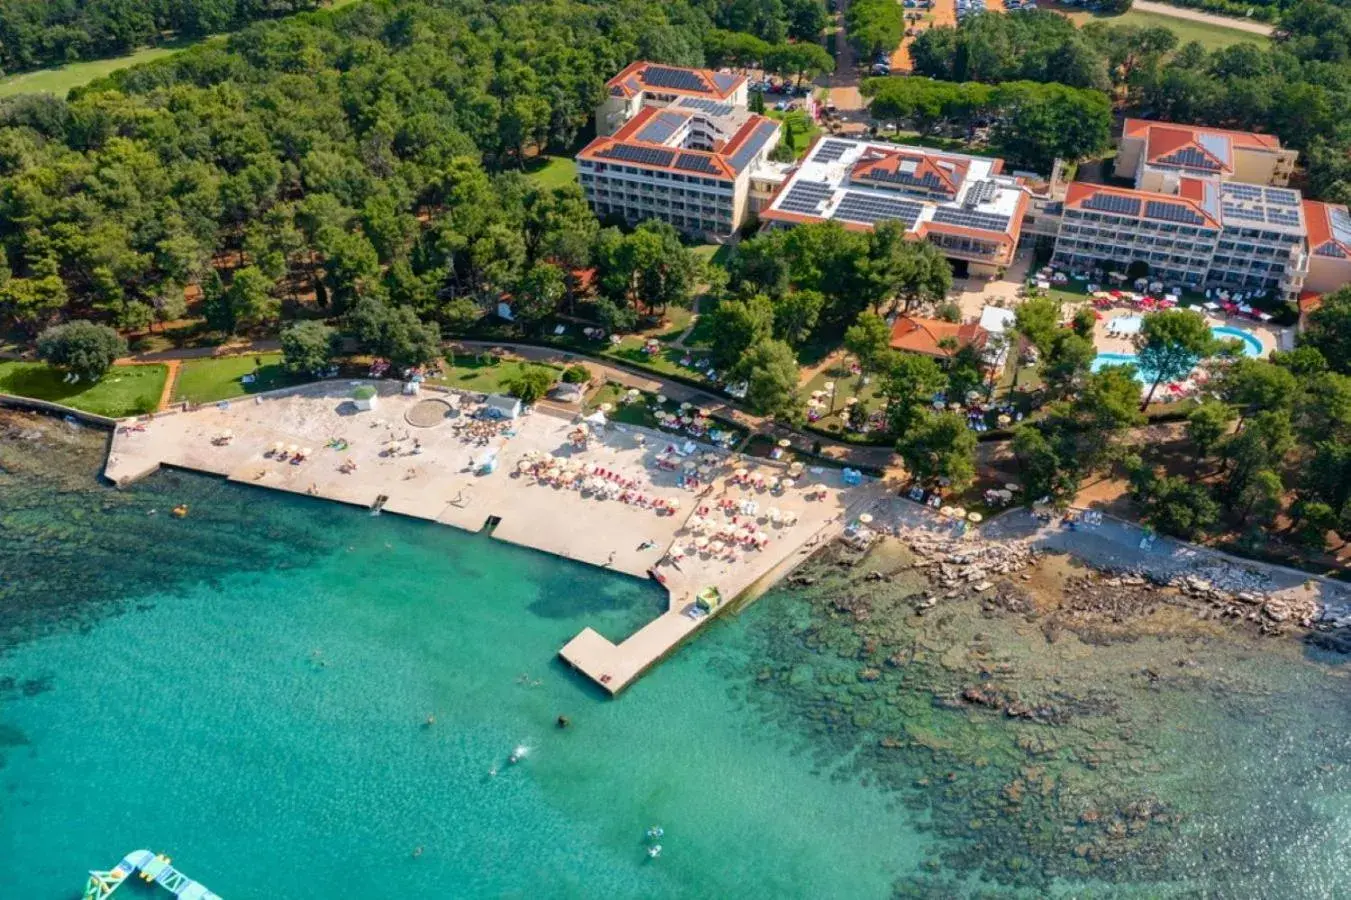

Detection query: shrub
xmin=562 ymin=364 xmax=591 ymax=384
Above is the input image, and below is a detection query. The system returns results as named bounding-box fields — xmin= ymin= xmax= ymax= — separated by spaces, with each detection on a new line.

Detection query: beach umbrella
xmin=695 ymin=536 xmax=709 ymax=549
xmin=950 ymin=507 xmax=966 ymax=519
xmin=967 ymin=512 xmax=983 ymax=523
xmin=846 ymin=396 xmax=858 ymax=406
xmin=271 ymin=441 xmax=284 ymax=454
xmin=680 ymin=402 xmax=692 ymax=411
xmin=788 ymin=461 xmax=804 ymax=475
xmin=777 ymin=438 xmax=791 ymax=448
xmin=939 ymin=506 xmax=953 ymax=517
xmin=734 ymin=467 xmax=748 ymax=478
xmin=656 ymin=394 xmax=667 ymax=404
xmin=824 ymin=381 xmax=835 ymax=392
xmin=858 ymin=513 xmax=873 ymax=525
xmin=300 ymin=447 xmax=312 ymax=457
xmin=600 ymin=402 xmax=614 ymax=413
xmin=667 ymin=497 xmax=680 ymax=509
xmin=221 ymin=429 xmax=234 ymax=439
xmin=767 ymin=506 xmax=781 ymax=520
xmin=1005 ymin=483 xmax=1021 ymax=492
xmin=781 ymin=478 xmax=795 ymax=489
xmin=626 ymin=388 xmax=640 ymax=399
xmin=683 ymin=460 xmax=697 ymax=470
xmin=997 ymin=414 xmax=1012 ymax=426
xmin=710 ymin=540 xmax=725 ymax=554
xmin=288 ymin=444 xmax=299 ymax=456
xmin=767 ymin=476 xmax=780 ymax=490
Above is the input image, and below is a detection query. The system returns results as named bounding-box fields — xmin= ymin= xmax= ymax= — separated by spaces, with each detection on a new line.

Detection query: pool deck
xmin=103 ymin=380 xmax=883 ymax=695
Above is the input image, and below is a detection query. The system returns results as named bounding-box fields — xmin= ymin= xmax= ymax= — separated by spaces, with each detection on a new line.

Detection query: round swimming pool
xmin=1091 ymin=325 xmax=1265 ymax=381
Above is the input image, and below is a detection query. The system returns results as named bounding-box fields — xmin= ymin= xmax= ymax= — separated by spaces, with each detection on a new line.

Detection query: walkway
xmin=1131 ymin=0 xmax=1273 ymax=35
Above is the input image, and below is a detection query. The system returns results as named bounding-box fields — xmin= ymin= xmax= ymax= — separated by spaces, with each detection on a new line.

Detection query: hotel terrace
xmin=760 ymin=137 xmax=1028 ymax=277
xmin=576 ymin=62 xmax=784 ymax=238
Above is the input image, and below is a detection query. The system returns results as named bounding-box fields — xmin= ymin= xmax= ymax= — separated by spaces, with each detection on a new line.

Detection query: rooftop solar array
xmin=777 ymin=180 xmax=834 ymax=215
xmin=599 ymin=144 xmax=676 ymax=167
xmin=1265 ymin=188 xmax=1300 ymax=207
xmin=857 ymin=163 xmax=953 ymax=196
xmin=711 ymin=72 xmax=741 ymax=93
xmin=962 ymin=179 xmax=999 ymax=207
xmin=675 ymin=152 xmax=722 ymax=176
xmin=1315 ymin=242 xmax=1349 ymax=258
xmin=1266 ymin=208 xmax=1301 ymax=227
xmin=1224 ymin=183 xmax=1264 ymax=201
xmin=834 ymin=192 xmax=924 ymax=227
xmin=643 ymin=66 xmax=711 ymax=93
xmin=932 ymin=207 xmax=1010 ymax=233
xmin=1332 ymin=207 xmax=1351 ymax=245
xmin=636 ymin=112 xmax=686 ymax=144
xmin=1155 ymin=146 xmax=1223 ymax=171
xmin=813 ymin=140 xmax=852 ymax=163
xmin=727 ymin=121 xmax=777 ymax=173
xmin=1196 ymin=133 xmax=1232 ymax=165
xmin=1220 ymin=202 xmax=1264 ymax=224
xmin=1144 ymin=199 xmax=1207 ymax=226
xmin=677 ymin=97 xmax=736 ymax=118
xmin=1082 ymin=193 xmax=1142 ymax=216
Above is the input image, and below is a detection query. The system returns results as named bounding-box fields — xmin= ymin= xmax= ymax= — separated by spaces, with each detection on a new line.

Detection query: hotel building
xmin=576 ymin=62 xmax=782 ymax=239
xmin=759 ymin=137 xmax=1028 ymax=277
xmin=1051 ymin=121 xmax=1312 ymax=299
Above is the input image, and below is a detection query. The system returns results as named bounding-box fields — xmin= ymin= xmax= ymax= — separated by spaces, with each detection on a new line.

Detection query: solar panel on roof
xmin=1221 ymin=203 xmax=1264 ymax=223
xmin=637 ymin=113 xmax=685 ymax=144
xmin=728 ymin=122 xmax=776 ymax=173
xmin=778 ymin=180 xmax=834 ymax=214
xmin=675 ymin=152 xmax=722 ymax=176
xmin=1332 ymin=207 xmax=1351 ymax=245
xmin=1265 ymin=208 xmax=1301 ymax=227
xmin=1264 ymin=187 xmax=1300 ymax=207
xmin=677 ymin=97 xmax=735 ymax=118
xmin=834 ymin=192 xmax=924 ymax=227
xmin=962 ymin=180 xmax=999 ymax=207
xmin=1082 ymin=193 xmax=1142 ymax=216
xmin=932 ymin=207 xmax=1010 ymax=233
xmin=599 ymin=144 xmax=677 ymax=167
xmin=1145 ymin=200 xmax=1206 ymax=225
xmin=813 ymin=140 xmax=852 ymax=163
xmin=1156 ymin=146 xmax=1222 ymax=170
xmin=857 ymin=164 xmax=953 ymax=195
xmin=643 ymin=66 xmax=710 ymax=93
xmin=1222 ymin=183 xmax=1263 ymax=201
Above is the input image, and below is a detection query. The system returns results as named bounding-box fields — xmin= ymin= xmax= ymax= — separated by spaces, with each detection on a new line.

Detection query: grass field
xmin=0 ymin=39 xmax=207 ymax=98
xmin=429 ymin=354 xmax=559 ymax=395
xmin=767 ymin=109 xmax=822 ymax=160
xmin=524 ymin=156 xmax=579 ymax=191
xmin=0 ymin=361 xmax=166 ymax=417
xmin=1061 ymin=7 xmax=1265 ymax=51
xmin=172 ymin=353 xmax=294 ymax=404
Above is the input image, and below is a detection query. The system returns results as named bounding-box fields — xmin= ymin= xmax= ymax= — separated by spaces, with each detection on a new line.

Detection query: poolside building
xmin=759 ymin=137 xmax=1028 ymax=278
xmin=576 ymin=62 xmax=783 ymax=239
xmin=1051 ymin=119 xmax=1313 ymax=300
xmin=888 ymin=316 xmax=989 ymax=360
xmin=1303 ymin=200 xmax=1351 ymax=296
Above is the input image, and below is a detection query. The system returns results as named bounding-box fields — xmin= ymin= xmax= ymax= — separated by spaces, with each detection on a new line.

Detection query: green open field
xmin=0 ymin=38 xmax=211 ymax=98
xmin=0 ymin=361 xmax=165 ymax=417
xmin=428 ymin=354 xmax=560 ymax=395
xmin=1060 ymin=6 xmax=1266 ymax=51
xmin=0 ymin=0 xmax=362 ymax=98
xmin=172 ymin=353 xmax=294 ymax=404
xmin=767 ymin=108 xmax=822 ymax=160
xmin=524 ymin=156 xmax=578 ymax=191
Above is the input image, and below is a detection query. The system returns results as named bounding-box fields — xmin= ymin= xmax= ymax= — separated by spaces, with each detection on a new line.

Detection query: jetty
xmin=103 ymin=380 xmax=883 ymax=694
xmin=84 ymin=849 xmax=220 ymax=900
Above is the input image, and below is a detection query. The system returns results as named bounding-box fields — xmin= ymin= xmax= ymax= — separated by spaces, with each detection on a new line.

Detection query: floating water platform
xmin=84 ymin=850 xmax=221 ymax=900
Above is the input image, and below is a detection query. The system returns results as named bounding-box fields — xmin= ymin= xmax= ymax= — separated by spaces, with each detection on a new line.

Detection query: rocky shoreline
xmin=737 ymin=520 xmax=1351 ymax=896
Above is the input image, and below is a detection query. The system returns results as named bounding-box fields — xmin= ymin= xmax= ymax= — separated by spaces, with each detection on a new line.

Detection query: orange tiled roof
xmin=1304 ymin=199 xmax=1351 ymax=257
xmin=849 ymin=148 xmax=970 ymax=198
xmin=889 ymin=316 xmax=988 ymax=358
xmin=1123 ymin=118 xmax=1283 ymax=152
xmin=1064 ymin=182 xmax=1221 ymax=230
xmin=606 ymin=61 xmax=745 ymax=101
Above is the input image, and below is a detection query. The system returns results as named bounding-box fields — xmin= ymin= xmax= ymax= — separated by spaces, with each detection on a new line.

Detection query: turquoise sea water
xmin=0 ymin=418 xmax=925 ymax=899
xmin=3 ymin=411 xmax=1351 ymax=898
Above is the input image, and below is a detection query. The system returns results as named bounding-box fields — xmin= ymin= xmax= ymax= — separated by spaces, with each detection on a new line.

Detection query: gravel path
xmin=1131 ymin=0 xmax=1274 ymax=35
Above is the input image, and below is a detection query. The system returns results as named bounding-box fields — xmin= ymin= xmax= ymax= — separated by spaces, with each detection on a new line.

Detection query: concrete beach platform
xmin=104 ymin=380 xmax=880 ymax=695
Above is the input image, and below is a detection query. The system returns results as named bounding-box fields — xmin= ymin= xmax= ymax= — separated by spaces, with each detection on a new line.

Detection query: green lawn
xmin=1061 ymin=7 xmax=1266 ymax=51
xmin=0 ymin=361 xmax=165 ymax=417
xmin=767 ymin=109 xmax=822 ymax=160
xmin=0 ymin=35 xmax=223 ymax=98
xmin=172 ymin=352 xmax=297 ymax=404
xmin=428 ymin=353 xmax=559 ymax=395
xmin=524 ymin=156 xmax=579 ymax=191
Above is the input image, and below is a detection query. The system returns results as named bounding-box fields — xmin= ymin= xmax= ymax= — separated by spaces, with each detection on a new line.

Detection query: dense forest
xmin=0 ymin=0 xmax=330 ymax=75
xmin=909 ymin=3 xmax=1351 ymax=203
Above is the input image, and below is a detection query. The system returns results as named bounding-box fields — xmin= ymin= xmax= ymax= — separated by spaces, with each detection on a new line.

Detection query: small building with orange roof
xmin=889 ymin=316 xmax=989 ymax=360
xmin=1303 ymin=199 xmax=1351 ymax=296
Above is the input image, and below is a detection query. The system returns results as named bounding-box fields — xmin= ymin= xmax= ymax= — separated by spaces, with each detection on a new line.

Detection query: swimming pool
xmin=1091 ymin=325 xmax=1265 ymax=381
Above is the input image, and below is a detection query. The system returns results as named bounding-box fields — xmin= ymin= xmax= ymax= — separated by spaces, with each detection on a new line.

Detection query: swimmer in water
xmin=412 ymin=847 xmax=423 ymax=858
xmin=488 ymin=766 xmax=498 ymax=777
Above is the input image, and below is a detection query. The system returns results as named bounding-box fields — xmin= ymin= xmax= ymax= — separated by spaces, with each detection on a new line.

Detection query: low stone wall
xmin=0 ymin=392 xmax=118 ymax=428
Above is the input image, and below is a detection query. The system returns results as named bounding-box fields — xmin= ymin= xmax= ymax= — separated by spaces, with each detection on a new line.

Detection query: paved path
xmin=1131 ymin=0 xmax=1273 ymax=35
